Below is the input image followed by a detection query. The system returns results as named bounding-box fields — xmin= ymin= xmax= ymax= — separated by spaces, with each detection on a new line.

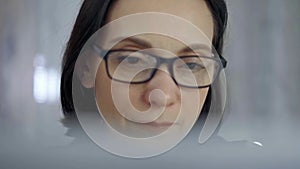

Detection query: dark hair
xmin=60 ymin=0 xmax=228 ymax=126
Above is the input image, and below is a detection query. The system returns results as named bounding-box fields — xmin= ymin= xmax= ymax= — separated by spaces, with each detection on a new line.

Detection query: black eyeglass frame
xmin=93 ymin=45 xmax=227 ymax=89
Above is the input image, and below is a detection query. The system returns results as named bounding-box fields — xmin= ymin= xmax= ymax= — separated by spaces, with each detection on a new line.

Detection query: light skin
xmin=91 ymin=0 xmax=214 ymax=137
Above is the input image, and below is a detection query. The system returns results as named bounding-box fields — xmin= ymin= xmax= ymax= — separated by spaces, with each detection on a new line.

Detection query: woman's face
xmin=94 ymin=0 xmax=214 ymax=137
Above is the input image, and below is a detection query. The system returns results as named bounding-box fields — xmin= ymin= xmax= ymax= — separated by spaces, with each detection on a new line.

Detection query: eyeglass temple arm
xmin=92 ymin=44 xmax=107 ymax=58
xmin=219 ymin=54 xmax=227 ymax=68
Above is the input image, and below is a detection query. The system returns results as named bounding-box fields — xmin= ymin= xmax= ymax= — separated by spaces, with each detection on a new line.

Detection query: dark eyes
xmin=185 ymin=62 xmax=202 ymax=69
xmin=117 ymin=56 xmax=142 ymax=64
xmin=177 ymin=62 xmax=205 ymax=72
xmin=118 ymin=56 xmax=206 ymax=71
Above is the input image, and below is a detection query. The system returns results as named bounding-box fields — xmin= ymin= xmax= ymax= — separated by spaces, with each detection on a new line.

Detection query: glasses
xmin=93 ymin=45 xmax=226 ymax=88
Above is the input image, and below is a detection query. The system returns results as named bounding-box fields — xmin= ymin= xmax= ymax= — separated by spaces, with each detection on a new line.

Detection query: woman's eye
xmin=126 ymin=57 xmax=140 ymax=64
xmin=118 ymin=56 xmax=140 ymax=64
xmin=180 ymin=62 xmax=204 ymax=71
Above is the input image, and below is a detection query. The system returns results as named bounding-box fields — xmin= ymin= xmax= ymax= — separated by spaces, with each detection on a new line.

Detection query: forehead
xmin=105 ymin=0 xmax=214 ymax=41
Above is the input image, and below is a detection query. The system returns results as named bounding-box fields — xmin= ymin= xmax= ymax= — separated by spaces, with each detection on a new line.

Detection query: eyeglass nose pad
xmin=150 ymin=64 xmax=178 ymax=87
xmin=156 ymin=64 xmax=172 ymax=75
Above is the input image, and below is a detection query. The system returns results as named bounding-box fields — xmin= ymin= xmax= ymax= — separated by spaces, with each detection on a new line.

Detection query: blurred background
xmin=0 ymin=0 xmax=299 ymax=163
xmin=0 ymin=0 xmax=82 ymax=145
xmin=222 ymin=0 xmax=300 ymax=143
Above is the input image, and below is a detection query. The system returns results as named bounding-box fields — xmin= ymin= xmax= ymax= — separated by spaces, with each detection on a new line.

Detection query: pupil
xmin=187 ymin=63 xmax=197 ymax=69
xmin=127 ymin=57 xmax=139 ymax=63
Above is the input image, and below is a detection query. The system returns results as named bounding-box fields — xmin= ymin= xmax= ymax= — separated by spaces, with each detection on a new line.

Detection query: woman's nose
xmin=142 ymin=68 xmax=180 ymax=108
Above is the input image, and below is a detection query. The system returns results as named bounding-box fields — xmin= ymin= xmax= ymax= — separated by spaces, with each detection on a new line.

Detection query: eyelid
xmin=116 ymin=45 xmax=144 ymax=51
xmin=110 ymin=37 xmax=152 ymax=49
xmin=113 ymin=51 xmax=151 ymax=62
xmin=182 ymin=50 xmax=212 ymax=57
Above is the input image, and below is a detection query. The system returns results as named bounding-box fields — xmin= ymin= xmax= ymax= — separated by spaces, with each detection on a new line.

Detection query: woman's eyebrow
xmin=179 ymin=44 xmax=212 ymax=53
xmin=108 ymin=37 xmax=211 ymax=53
xmin=110 ymin=37 xmax=152 ymax=48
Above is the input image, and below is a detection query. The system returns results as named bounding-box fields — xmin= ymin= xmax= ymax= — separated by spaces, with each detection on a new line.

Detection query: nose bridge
xmin=150 ymin=48 xmax=176 ymax=74
xmin=155 ymin=57 xmax=175 ymax=78
xmin=147 ymin=60 xmax=178 ymax=94
xmin=144 ymin=67 xmax=178 ymax=107
xmin=142 ymin=54 xmax=179 ymax=108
